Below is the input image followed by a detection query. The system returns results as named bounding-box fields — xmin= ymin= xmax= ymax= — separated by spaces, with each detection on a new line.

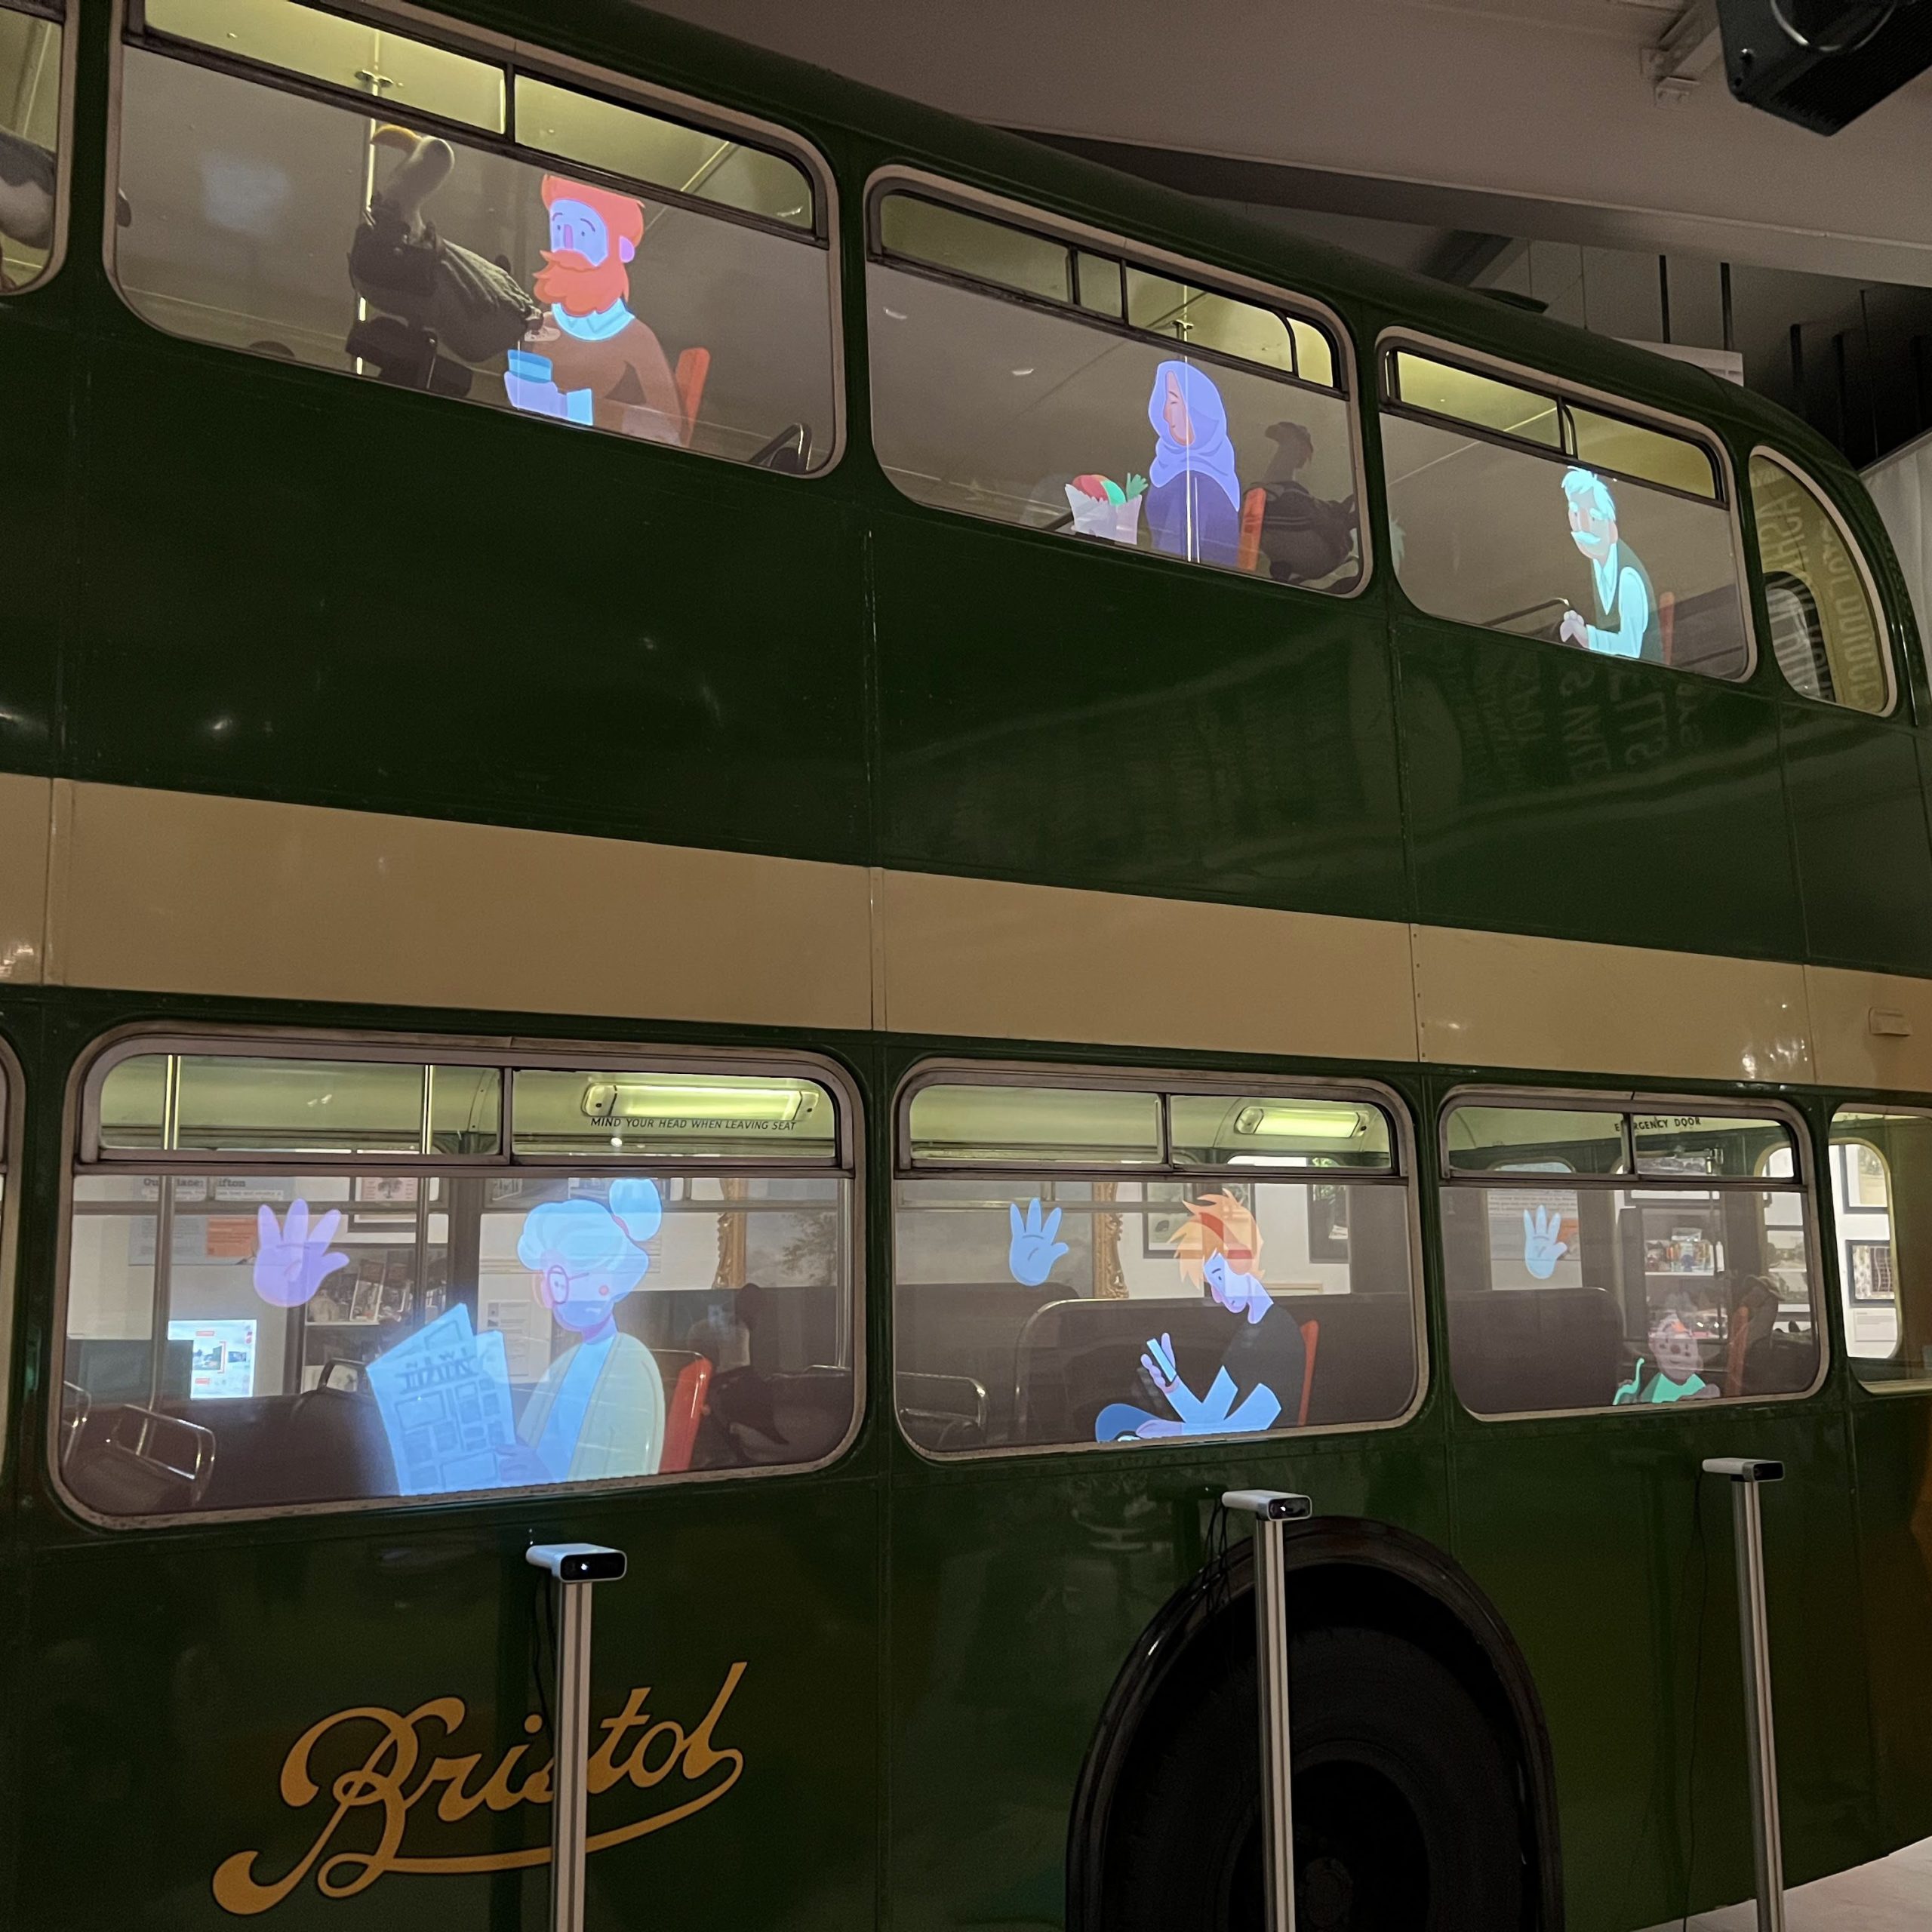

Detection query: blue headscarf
xmin=1147 ymin=360 xmax=1242 ymax=513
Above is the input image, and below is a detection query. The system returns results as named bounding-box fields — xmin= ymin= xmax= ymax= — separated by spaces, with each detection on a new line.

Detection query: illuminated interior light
xmin=1232 ymin=1103 xmax=1364 ymax=1140
xmin=583 ymin=1082 xmax=805 ymax=1124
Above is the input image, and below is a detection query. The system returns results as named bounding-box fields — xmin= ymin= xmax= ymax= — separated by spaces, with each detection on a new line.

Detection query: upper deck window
xmin=868 ymin=183 xmax=1364 ymax=593
xmin=1441 ymin=1094 xmax=1822 ymax=1417
xmin=60 ymin=1037 xmax=860 ymax=1521
xmin=1381 ymin=344 xmax=1752 ymax=679
xmin=892 ymin=1072 xmax=1419 ymax=1456
xmin=1749 ymin=451 xmax=1894 ymax=715
xmin=111 ymin=0 xmax=838 ymax=472
xmin=0 ymin=0 xmax=67 ymax=294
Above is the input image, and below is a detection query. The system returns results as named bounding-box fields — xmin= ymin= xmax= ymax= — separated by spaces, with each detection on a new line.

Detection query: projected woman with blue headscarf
xmin=509 ymin=1180 xmax=666 ymax=1482
xmin=1558 ymin=467 xmax=1660 ymax=661
xmin=1146 ymin=361 xmax=1244 ymax=568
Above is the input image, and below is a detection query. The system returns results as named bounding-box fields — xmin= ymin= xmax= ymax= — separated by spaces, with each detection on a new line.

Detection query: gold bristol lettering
xmin=211 ymin=1665 xmax=747 ymax=1915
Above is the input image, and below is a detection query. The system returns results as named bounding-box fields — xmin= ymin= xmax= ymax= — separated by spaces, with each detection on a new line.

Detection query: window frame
xmin=889 ymin=1057 xmax=1428 ymax=1463
xmin=0 ymin=0 xmax=78 ymax=297
xmin=51 ymin=1021 xmax=867 ymax=1529
xmin=863 ymin=164 xmax=1374 ymax=601
xmin=1375 ymin=327 xmax=1758 ymax=681
xmin=0 ymin=1034 xmax=22 ymax=1463
xmin=102 ymin=0 xmax=848 ymax=473
xmin=1438 ymin=1083 xmax=1829 ymax=1422
xmin=1827 ymin=1100 xmax=1932 ymax=1389
xmin=1746 ymin=445 xmax=1899 ymax=719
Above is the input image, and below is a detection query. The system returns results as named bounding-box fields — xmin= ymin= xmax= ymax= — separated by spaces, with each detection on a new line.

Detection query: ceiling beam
xmin=1643 ymin=0 xmax=1725 ymax=104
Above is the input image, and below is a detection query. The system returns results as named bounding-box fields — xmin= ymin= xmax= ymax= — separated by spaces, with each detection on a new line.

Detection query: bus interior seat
xmin=655 ymin=1349 xmax=713 ymax=1475
xmin=896 ymin=1283 xmax=1063 ymax=1441
xmin=66 ymin=1404 xmax=216 ymax=1516
xmin=896 ymin=1371 xmax=992 ymax=1453
xmin=675 ymin=346 xmax=710 ymax=438
xmin=1445 ymin=1287 xmax=1623 ymax=1414
xmin=749 ymin=422 xmax=813 ymax=472
xmin=1731 ymin=1327 xmax=1820 ymax=1398
xmin=192 ymin=1384 xmax=398 ymax=1511
xmin=697 ymin=1365 xmax=854 ymax=1469
xmin=68 ymin=1337 xmax=192 ymax=1405
xmin=1667 ymin=583 xmax=1748 ymax=678
xmin=1237 ymin=485 xmax=1267 ymax=571
xmin=1012 ymin=1294 xmax=1417 ymax=1444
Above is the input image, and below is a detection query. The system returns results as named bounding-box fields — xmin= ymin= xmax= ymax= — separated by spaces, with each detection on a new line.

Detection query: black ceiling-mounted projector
xmin=1717 ymin=0 xmax=1932 ymax=131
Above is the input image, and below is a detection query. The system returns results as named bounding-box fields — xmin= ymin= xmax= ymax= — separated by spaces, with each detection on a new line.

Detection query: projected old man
xmin=1558 ymin=466 xmax=1659 ymax=662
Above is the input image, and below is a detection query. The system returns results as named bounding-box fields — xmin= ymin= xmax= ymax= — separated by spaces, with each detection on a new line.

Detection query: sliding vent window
xmin=114 ymin=0 xmax=836 ymax=471
xmin=1750 ymin=453 xmax=1892 ymax=715
xmin=61 ymin=1041 xmax=857 ymax=1519
xmin=1828 ymin=1108 xmax=1932 ymax=1387
xmin=1441 ymin=1096 xmax=1820 ymax=1418
xmin=869 ymin=190 xmax=1363 ymax=592
xmin=1382 ymin=349 xmax=1750 ymax=678
xmin=894 ymin=1076 xmax=1419 ymax=1456
xmin=0 ymin=0 xmax=66 ymax=293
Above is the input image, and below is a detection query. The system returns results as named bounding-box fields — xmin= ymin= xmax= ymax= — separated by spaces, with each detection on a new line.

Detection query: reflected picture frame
xmin=1848 ymin=1238 xmax=1896 ymax=1304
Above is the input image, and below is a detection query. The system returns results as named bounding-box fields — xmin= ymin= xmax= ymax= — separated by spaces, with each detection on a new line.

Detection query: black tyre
xmin=1103 ymin=1626 xmax=1527 ymax=1932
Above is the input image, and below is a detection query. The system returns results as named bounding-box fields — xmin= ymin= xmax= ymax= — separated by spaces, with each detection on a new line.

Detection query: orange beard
xmin=534 ymin=249 xmax=631 ymax=318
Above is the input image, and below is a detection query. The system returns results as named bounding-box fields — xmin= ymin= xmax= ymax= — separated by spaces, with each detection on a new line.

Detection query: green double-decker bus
xmin=4 ymin=1 xmax=1932 ymax=1927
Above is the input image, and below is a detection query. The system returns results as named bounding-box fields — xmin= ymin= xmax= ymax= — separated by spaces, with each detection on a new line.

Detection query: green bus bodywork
xmin=2 ymin=5 xmax=1930 ymax=1931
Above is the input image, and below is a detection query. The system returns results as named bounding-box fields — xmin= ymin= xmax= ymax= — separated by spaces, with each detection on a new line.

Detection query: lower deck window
xmin=59 ymin=1044 xmax=857 ymax=1517
xmin=892 ymin=1077 xmax=1420 ymax=1454
xmin=1441 ymin=1098 xmax=1821 ymax=1417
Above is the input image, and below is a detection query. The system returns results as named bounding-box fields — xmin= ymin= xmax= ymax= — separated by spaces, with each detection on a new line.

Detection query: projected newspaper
xmin=366 ymin=1304 xmax=517 ymax=1497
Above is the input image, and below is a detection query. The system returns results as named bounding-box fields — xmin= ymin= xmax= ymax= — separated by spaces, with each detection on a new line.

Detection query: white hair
xmin=1561 ymin=466 xmax=1617 ymax=521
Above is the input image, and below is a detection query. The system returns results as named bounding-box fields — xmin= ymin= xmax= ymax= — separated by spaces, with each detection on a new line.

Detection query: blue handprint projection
xmin=251 ymin=1200 xmax=350 ymax=1309
xmin=1007 ymin=1198 xmax=1069 ymax=1287
xmin=1522 ymin=1204 xmax=1570 ymax=1281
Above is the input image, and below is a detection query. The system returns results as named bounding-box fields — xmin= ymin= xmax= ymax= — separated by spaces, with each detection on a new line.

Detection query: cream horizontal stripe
xmin=0 ymin=779 xmax=1920 ymax=1094
xmin=880 ymin=867 xmax=1420 ymax=1063
xmin=1412 ymin=924 xmax=1817 ymax=1088
xmin=51 ymin=781 xmax=875 ymax=1032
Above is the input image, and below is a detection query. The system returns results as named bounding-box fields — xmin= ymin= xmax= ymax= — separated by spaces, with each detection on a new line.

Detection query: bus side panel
xmin=1395 ymin=615 xmax=1805 ymax=964
xmin=1851 ymin=1393 xmax=1932 ymax=1849
xmin=1780 ymin=705 xmax=1932 ymax=979
xmin=14 ymin=1477 xmax=881 ymax=1932
xmin=0 ymin=303 xmax=71 ymax=782
xmin=872 ymin=509 xmax=1409 ymax=921
xmin=67 ymin=329 xmax=870 ymax=863
xmin=1450 ymin=1404 xmax=1872 ymax=1932
xmin=884 ymin=1434 xmax=1451 ymax=1932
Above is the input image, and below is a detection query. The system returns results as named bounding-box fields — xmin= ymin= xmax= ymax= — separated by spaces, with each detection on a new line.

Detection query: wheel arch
xmin=1066 ymin=1514 xmax=1564 ymax=1932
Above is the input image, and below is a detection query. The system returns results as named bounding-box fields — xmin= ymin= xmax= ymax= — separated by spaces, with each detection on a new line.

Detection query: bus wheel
xmin=1105 ymin=1625 xmax=1526 ymax=1932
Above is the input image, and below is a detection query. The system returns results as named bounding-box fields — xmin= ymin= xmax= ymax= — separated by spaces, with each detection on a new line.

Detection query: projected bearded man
xmin=1558 ymin=466 xmax=1660 ymax=661
xmin=503 ymin=176 xmax=686 ymax=443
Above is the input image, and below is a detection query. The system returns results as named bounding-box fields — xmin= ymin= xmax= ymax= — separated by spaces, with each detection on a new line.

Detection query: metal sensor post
xmin=1701 ymin=1460 xmax=1786 ymax=1932
xmin=1223 ymin=1489 xmax=1312 ymax=1932
xmin=526 ymin=1542 xmax=626 ymax=1932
